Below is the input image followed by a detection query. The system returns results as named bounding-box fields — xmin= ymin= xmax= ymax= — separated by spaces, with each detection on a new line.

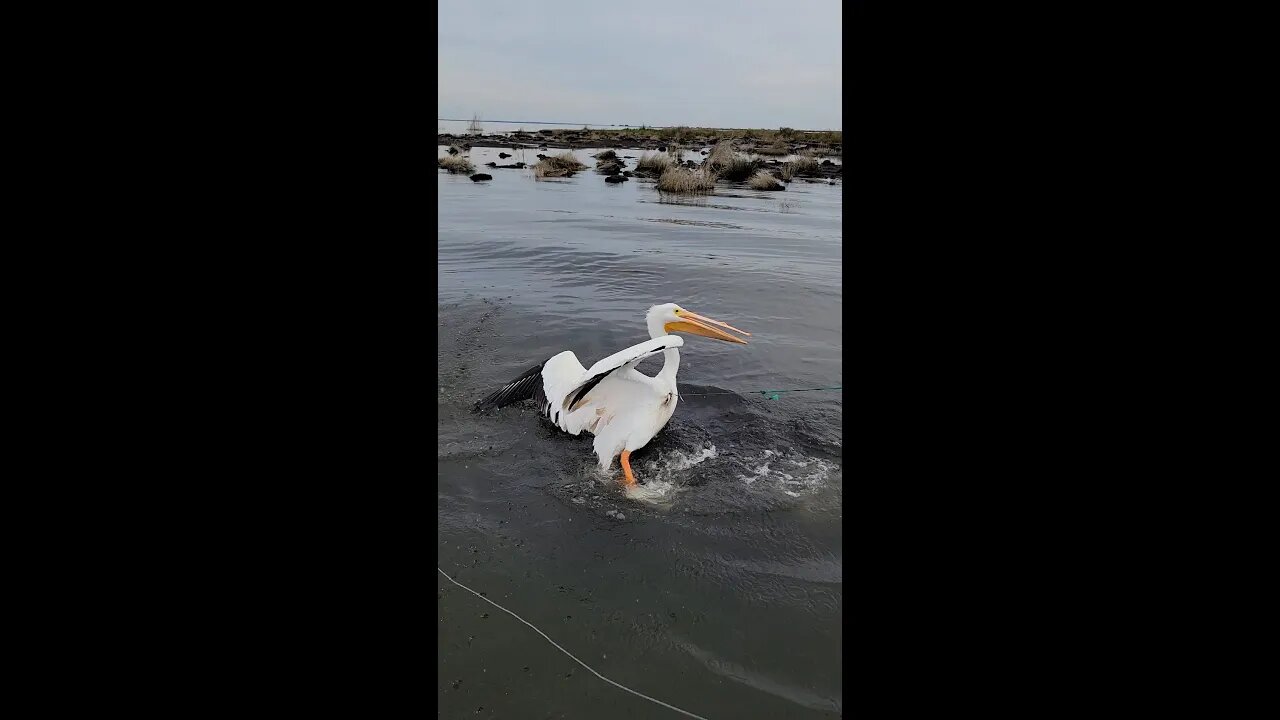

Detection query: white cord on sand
xmin=437 ymin=566 xmax=711 ymax=720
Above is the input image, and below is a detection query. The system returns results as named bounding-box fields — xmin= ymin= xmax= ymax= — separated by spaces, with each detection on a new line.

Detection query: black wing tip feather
xmin=565 ymin=371 xmax=608 ymax=412
xmin=472 ymin=362 xmax=545 ymax=414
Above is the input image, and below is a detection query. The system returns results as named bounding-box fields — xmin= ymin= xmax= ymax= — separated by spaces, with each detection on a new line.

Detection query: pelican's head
xmin=647 ymin=303 xmax=750 ymax=344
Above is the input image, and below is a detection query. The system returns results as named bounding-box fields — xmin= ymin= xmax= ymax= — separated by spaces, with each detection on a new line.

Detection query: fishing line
xmin=679 ymin=386 xmax=842 ymax=401
xmin=437 ymin=567 xmax=712 ymax=720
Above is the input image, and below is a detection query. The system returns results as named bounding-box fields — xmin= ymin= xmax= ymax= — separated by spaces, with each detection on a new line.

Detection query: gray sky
xmin=438 ymin=0 xmax=842 ymax=130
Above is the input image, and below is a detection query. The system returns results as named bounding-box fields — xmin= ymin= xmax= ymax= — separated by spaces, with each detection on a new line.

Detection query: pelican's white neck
xmin=659 ymin=347 xmax=680 ymax=380
xmin=646 ymin=311 xmax=666 ymax=339
xmin=646 ymin=306 xmax=681 ymax=382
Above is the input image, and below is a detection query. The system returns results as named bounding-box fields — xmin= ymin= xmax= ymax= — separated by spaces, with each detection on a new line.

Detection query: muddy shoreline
xmin=439 ymin=129 xmax=842 ymax=180
xmin=438 ymin=128 xmax=841 ymax=155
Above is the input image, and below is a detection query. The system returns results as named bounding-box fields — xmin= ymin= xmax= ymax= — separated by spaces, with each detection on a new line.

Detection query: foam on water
xmin=737 ymin=449 xmax=838 ymax=497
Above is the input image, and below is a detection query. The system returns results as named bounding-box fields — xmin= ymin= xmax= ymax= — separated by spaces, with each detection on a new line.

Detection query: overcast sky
xmin=438 ymin=0 xmax=842 ymax=130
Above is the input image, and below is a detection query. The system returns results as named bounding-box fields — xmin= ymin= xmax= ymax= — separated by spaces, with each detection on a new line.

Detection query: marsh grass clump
xmin=748 ymin=170 xmax=784 ymax=191
xmin=588 ymin=127 xmax=841 ymax=146
xmin=718 ymin=156 xmax=757 ymax=181
xmin=791 ymin=155 xmax=820 ymax=177
xmin=705 ymin=143 xmax=757 ymax=181
xmin=541 ymin=151 xmax=587 ymax=171
xmin=754 ymin=140 xmax=790 ymax=156
xmin=656 ymin=126 xmax=696 ymax=143
xmin=656 ymin=167 xmax=717 ymax=194
xmin=532 ymin=152 xmax=587 ymax=179
xmin=803 ymin=145 xmax=838 ymax=157
xmin=533 ymin=163 xmax=574 ymax=179
xmin=706 ymin=142 xmax=737 ymax=167
xmin=635 ymin=152 xmax=675 ymax=176
xmin=438 ymin=154 xmax=475 ymax=173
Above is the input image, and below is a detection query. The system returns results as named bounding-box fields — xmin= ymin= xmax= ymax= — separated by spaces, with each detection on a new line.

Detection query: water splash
xmin=736 ymin=449 xmax=838 ymax=497
xmin=622 ymin=445 xmax=720 ymax=505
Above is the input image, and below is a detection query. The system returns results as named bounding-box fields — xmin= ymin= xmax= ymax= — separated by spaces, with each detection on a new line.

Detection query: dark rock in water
xmin=821 ymin=159 xmax=834 ymax=166
xmin=684 ymin=160 xmax=697 ymax=167
xmin=536 ymin=154 xmax=548 ymax=159
xmin=493 ymin=162 xmax=525 ymax=169
xmin=658 ymin=145 xmax=666 ymax=152
xmin=623 ymin=156 xmax=636 ymax=159
xmin=447 ymin=146 xmax=460 ymax=155
xmin=605 ymin=175 xmax=627 ymax=183
xmin=595 ymin=160 xmax=624 ymax=175
xmin=469 ymin=173 xmax=493 ymax=182
xmin=498 ymin=152 xmax=511 ymax=159
xmin=538 ymin=129 xmax=555 ymax=135
xmin=701 ymin=150 xmax=709 ymax=155
xmin=485 ymin=162 xmax=497 ymax=167
xmin=622 ymin=170 xmax=633 ymax=177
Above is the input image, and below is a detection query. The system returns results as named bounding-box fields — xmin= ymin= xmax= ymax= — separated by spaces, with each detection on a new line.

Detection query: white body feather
xmin=537 ymin=335 xmax=685 ymax=469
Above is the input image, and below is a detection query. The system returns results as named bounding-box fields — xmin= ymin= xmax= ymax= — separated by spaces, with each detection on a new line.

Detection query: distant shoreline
xmin=437 ymin=126 xmax=842 ymax=155
xmin=437 ymin=119 xmax=841 ymax=133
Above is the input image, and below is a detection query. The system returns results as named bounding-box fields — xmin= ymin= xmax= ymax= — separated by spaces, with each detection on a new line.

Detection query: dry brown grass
xmin=656 ymin=167 xmax=717 ymax=193
xmin=532 ymin=163 xmax=574 ymax=179
xmin=705 ymin=143 xmax=756 ymax=181
xmin=540 ymin=151 xmax=587 ymax=171
xmin=791 ymin=156 xmax=820 ymax=177
xmin=753 ymin=140 xmax=790 ymax=156
xmin=438 ymin=154 xmax=475 ymax=173
xmin=719 ymin=156 xmax=757 ymax=181
xmin=577 ymin=127 xmax=842 ymax=145
xmin=748 ymin=171 xmax=784 ymax=191
xmin=636 ymin=152 xmax=675 ymax=175
xmin=706 ymin=142 xmax=737 ymax=167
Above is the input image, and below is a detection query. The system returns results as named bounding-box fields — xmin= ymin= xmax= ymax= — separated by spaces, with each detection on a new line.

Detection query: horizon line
xmin=437 ymin=119 xmax=841 ymax=132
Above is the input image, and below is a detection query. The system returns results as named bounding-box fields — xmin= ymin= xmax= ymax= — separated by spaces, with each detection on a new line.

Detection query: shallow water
xmin=438 ymin=145 xmax=842 ymax=719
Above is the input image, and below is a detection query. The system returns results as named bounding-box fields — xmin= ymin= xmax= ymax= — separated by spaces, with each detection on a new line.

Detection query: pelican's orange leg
xmin=620 ymin=450 xmax=636 ymax=486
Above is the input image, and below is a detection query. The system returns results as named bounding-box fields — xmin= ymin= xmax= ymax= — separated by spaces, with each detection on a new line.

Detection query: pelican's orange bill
xmin=664 ymin=309 xmax=750 ymax=344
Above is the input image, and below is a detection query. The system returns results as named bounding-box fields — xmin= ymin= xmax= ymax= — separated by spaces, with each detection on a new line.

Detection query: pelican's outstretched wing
xmin=563 ymin=335 xmax=683 ymax=412
xmin=472 ymin=362 xmax=546 ymax=412
xmin=473 ymin=335 xmax=683 ymax=447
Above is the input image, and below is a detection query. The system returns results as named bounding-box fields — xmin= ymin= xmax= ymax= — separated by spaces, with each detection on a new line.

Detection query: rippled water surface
xmin=438 ymin=145 xmax=842 ymax=719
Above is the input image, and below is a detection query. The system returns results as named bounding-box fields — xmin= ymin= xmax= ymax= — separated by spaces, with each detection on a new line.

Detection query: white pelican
xmin=473 ymin=303 xmax=750 ymax=486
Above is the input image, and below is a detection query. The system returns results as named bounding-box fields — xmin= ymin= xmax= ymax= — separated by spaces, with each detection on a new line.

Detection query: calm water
xmin=438 ymin=144 xmax=842 ymax=719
